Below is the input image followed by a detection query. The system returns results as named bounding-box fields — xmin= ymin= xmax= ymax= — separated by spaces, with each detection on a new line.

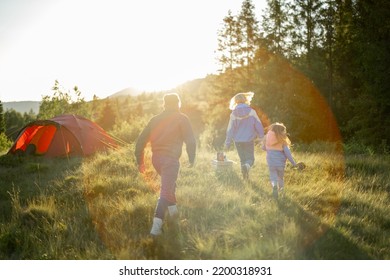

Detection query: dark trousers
xmin=235 ymin=141 xmax=255 ymax=169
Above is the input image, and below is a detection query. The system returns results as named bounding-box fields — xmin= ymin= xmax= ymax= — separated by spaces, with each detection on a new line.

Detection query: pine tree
xmin=344 ymin=0 xmax=390 ymax=147
xmin=289 ymin=0 xmax=324 ymax=71
xmin=216 ymin=10 xmax=243 ymax=92
xmin=216 ymin=10 xmax=242 ymax=72
xmin=97 ymin=99 xmax=117 ymax=131
xmin=261 ymin=0 xmax=291 ymax=57
xmin=237 ymin=0 xmax=259 ymax=67
xmin=320 ymin=1 xmax=336 ymax=99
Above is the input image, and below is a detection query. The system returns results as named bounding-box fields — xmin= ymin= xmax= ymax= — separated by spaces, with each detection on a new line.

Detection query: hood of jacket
xmin=233 ymin=104 xmax=252 ymax=119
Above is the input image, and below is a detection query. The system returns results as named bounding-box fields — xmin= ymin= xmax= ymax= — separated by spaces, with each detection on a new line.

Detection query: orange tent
xmin=8 ymin=114 xmax=117 ymax=157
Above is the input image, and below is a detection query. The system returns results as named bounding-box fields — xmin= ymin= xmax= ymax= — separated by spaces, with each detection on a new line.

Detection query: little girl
xmin=263 ymin=122 xmax=297 ymax=199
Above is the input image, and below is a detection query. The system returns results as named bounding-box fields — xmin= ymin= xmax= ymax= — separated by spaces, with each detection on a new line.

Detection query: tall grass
xmin=0 ymin=143 xmax=389 ymax=259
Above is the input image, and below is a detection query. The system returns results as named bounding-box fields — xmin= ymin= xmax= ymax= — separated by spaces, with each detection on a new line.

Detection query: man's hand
xmin=138 ymin=163 xmax=146 ymax=173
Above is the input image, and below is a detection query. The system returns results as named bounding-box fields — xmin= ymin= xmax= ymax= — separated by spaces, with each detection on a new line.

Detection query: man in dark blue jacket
xmin=135 ymin=93 xmax=196 ymax=236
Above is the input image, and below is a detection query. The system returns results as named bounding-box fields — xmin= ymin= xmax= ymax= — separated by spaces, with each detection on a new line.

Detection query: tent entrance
xmin=14 ymin=124 xmax=57 ymax=155
xmin=8 ymin=114 xmax=117 ymax=157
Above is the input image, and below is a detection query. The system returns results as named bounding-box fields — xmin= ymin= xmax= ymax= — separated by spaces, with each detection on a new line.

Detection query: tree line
xmin=210 ymin=0 xmax=389 ymax=150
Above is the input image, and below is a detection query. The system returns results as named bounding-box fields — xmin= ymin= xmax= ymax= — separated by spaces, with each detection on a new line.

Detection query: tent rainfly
xmin=8 ymin=114 xmax=117 ymax=157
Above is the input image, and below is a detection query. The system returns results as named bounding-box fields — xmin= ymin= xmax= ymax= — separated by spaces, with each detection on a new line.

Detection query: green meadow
xmin=0 ymin=143 xmax=389 ymax=260
xmin=1 ymin=0 xmax=389 ymax=263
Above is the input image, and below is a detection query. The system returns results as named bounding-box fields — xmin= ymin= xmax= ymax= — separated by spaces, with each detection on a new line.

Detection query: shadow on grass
xmin=248 ymin=181 xmax=371 ymax=260
xmin=214 ymin=166 xmax=243 ymax=186
xmin=278 ymin=197 xmax=371 ymax=259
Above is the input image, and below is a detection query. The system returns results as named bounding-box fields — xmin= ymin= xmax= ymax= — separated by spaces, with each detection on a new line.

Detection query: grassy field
xmin=0 ymin=143 xmax=389 ymax=260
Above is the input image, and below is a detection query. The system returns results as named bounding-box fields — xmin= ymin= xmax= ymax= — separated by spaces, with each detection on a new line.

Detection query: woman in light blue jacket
xmin=224 ymin=92 xmax=264 ymax=180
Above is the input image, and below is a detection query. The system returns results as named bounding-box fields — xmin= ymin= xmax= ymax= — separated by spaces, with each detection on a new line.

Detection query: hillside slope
xmin=3 ymin=101 xmax=40 ymax=114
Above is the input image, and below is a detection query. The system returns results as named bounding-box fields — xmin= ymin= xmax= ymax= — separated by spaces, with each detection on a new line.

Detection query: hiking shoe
xmin=242 ymin=163 xmax=250 ymax=180
xmin=150 ymin=217 xmax=163 ymax=236
xmin=272 ymin=186 xmax=278 ymax=200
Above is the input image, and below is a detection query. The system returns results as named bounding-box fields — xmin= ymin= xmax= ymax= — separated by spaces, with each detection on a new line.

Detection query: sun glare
xmin=0 ymin=0 xmax=261 ymax=102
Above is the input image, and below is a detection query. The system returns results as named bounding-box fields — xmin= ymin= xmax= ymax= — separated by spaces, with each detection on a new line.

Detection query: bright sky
xmin=0 ymin=0 xmax=266 ymax=102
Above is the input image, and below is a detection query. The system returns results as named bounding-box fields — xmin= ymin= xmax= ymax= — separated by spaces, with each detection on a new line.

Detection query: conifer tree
xmin=343 ymin=0 xmax=390 ymax=146
xmin=261 ymin=0 xmax=291 ymax=57
xmin=216 ymin=9 xmax=242 ymax=92
xmin=289 ymin=0 xmax=324 ymax=70
xmin=321 ymin=1 xmax=336 ymax=93
xmin=97 ymin=99 xmax=116 ymax=131
xmin=216 ymin=10 xmax=241 ymax=72
xmin=237 ymin=0 xmax=259 ymax=67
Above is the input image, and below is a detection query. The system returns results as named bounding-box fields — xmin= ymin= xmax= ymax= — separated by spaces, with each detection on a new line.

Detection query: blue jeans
xmin=152 ymin=154 xmax=180 ymax=219
xmin=235 ymin=141 xmax=255 ymax=169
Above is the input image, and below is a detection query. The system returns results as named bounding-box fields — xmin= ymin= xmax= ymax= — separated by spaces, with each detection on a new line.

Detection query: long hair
xmin=229 ymin=91 xmax=254 ymax=110
xmin=268 ymin=122 xmax=291 ymax=147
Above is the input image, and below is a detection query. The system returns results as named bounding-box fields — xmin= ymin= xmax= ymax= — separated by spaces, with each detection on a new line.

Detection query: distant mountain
xmin=109 ymin=87 xmax=141 ymax=98
xmin=3 ymin=101 xmax=40 ymax=114
xmin=2 ymin=86 xmax=151 ymax=114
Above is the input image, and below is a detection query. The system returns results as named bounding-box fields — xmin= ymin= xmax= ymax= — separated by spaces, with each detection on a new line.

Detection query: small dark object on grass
xmin=295 ymin=161 xmax=306 ymax=171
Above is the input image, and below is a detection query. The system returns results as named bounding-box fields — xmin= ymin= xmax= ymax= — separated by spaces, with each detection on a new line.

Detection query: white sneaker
xmin=150 ymin=217 xmax=163 ymax=236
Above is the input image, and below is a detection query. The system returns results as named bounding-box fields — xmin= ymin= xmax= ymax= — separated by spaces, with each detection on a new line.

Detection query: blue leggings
xmin=268 ymin=166 xmax=285 ymax=188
